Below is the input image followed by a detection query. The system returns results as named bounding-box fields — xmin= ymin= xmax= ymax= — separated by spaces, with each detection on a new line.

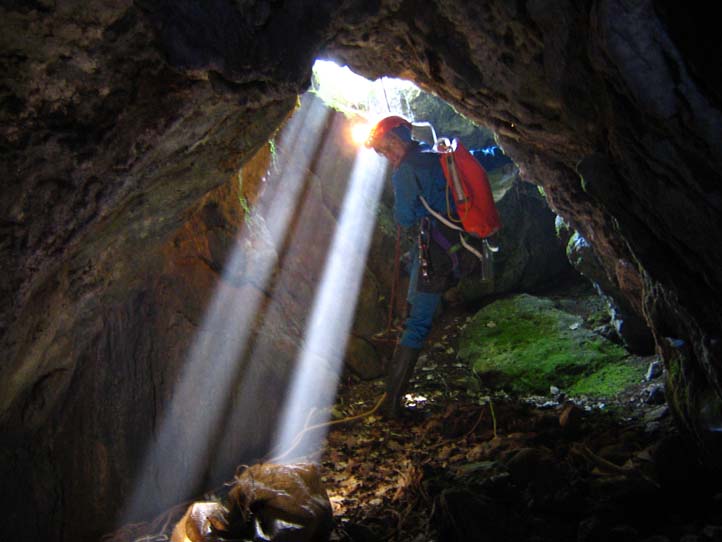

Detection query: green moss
xmin=235 ymin=170 xmax=252 ymax=224
xmin=458 ymin=294 xmax=630 ymax=396
xmin=568 ymin=362 xmax=645 ymax=396
xmin=239 ymin=194 xmax=251 ymax=215
xmin=268 ymin=138 xmax=279 ymax=171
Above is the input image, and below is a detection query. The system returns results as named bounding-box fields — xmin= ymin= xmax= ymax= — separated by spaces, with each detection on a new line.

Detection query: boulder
xmin=458 ymin=294 xmax=643 ymax=396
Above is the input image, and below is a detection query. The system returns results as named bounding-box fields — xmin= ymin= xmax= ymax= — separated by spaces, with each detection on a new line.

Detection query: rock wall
xmin=457 ymin=175 xmax=575 ymax=303
xmin=562 ymin=225 xmax=655 ymax=354
xmin=2 ymin=1 xmax=722 ymax=540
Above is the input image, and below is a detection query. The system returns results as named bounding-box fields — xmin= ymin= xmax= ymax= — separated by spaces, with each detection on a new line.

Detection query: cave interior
xmin=1 ymin=1 xmax=722 ymax=541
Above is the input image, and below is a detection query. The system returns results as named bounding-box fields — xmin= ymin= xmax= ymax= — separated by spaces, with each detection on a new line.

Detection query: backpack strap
xmin=417 ymin=193 xmax=485 ymax=263
xmin=418 ymin=194 xmax=464 ymax=233
xmin=412 ymin=172 xmax=483 ymax=256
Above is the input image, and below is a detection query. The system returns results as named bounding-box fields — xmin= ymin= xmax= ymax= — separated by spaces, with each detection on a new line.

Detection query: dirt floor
xmin=316 ymin=303 xmax=722 ymax=542
xmin=105 ymin=291 xmax=722 ymax=542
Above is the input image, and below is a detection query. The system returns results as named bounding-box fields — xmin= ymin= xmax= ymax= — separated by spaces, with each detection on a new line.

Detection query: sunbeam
xmin=120 ymin=95 xmax=331 ymax=522
xmin=272 ymin=146 xmax=387 ymax=461
xmin=204 ymin=108 xmax=353 ymax=483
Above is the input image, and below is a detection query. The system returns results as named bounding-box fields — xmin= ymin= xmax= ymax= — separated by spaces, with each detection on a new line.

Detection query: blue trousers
xmin=400 ymin=254 xmax=442 ymax=349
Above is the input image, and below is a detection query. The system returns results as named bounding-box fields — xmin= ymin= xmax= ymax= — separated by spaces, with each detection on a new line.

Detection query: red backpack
xmin=411 ymin=121 xmax=502 ymax=239
xmin=436 ymin=137 xmax=502 ymax=238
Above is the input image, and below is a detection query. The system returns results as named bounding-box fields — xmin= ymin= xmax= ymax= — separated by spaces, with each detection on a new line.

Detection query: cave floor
xmin=106 ymin=289 xmax=722 ymax=542
xmin=319 ymin=301 xmax=722 ymax=542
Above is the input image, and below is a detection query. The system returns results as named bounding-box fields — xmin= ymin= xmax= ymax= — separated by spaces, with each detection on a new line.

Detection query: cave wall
xmin=2 ymin=0 xmax=722 ymax=540
xmin=2 ymin=64 xmax=393 ymax=538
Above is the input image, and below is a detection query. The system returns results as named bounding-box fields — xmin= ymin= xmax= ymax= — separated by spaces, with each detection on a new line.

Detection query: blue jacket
xmin=392 ymin=142 xmax=455 ymax=228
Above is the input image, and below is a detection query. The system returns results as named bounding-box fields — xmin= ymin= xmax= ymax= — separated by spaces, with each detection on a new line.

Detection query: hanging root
xmin=489 ymin=398 xmax=498 ymax=438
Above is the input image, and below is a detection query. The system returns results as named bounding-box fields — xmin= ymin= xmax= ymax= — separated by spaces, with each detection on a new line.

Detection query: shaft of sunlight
xmin=120 ymin=96 xmax=330 ymax=522
xmin=272 ymin=147 xmax=387 ymax=461
xmin=208 ymin=109 xmax=349 ymax=480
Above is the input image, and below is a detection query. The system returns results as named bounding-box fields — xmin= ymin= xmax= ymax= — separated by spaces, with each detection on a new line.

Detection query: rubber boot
xmin=384 ymin=345 xmax=421 ymax=419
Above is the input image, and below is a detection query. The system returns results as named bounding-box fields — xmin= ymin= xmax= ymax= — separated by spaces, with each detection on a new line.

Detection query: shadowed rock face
xmin=1 ymin=1 xmax=721 ymax=540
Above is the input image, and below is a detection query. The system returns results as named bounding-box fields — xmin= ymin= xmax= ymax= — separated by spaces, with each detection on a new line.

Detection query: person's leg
xmin=386 ymin=256 xmax=442 ymax=417
xmin=400 ymin=254 xmax=442 ymax=348
xmin=385 ymin=345 xmax=421 ymax=418
xmin=400 ymin=291 xmax=442 ymax=348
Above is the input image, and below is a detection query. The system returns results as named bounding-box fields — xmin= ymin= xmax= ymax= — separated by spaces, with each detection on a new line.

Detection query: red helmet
xmin=365 ymin=115 xmax=412 ymax=148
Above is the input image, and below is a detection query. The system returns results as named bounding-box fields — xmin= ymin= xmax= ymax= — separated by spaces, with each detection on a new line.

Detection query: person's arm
xmin=392 ymin=164 xmax=420 ymax=228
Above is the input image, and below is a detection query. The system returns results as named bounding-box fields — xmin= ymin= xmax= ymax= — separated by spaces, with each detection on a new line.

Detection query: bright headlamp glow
xmin=350 ymin=122 xmax=372 ymax=146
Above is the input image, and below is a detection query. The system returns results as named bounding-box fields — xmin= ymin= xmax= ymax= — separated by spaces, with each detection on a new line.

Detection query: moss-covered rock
xmin=458 ymin=294 xmax=643 ymax=396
